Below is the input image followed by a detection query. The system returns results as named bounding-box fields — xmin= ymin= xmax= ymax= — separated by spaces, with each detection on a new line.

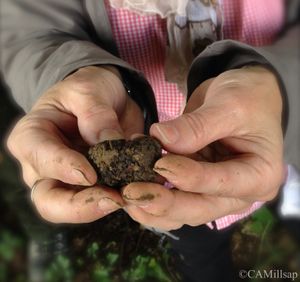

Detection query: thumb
xmin=76 ymin=100 xmax=124 ymax=145
xmin=59 ymin=66 xmax=127 ymax=145
xmin=150 ymin=104 xmax=240 ymax=154
xmin=61 ymin=89 xmax=124 ymax=145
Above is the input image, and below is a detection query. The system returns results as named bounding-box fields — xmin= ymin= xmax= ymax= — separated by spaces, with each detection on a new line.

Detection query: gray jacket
xmin=1 ymin=0 xmax=299 ymax=169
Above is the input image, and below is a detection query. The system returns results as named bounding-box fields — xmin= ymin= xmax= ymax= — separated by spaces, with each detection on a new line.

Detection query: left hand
xmin=122 ymin=66 xmax=285 ymax=231
xmin=6 ymin=66 xmax=144 ymax=223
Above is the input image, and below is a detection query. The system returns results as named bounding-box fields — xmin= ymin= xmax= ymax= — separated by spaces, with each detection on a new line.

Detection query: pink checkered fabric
xmin=104 ymin=0 xmax=284 ymax=229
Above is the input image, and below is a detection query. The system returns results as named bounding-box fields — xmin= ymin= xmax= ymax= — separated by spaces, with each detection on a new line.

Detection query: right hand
xmin=7 ymin=66 xmax=144 ymax=223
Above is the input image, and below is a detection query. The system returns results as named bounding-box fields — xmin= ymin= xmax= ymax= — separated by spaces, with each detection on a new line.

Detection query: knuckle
xmin=270 ymin=163 xmax=285 ymax=193
xmin=6 ymin=132 xmax=17 ymax=155
xmin=81 ymin=103 xmax=115 ymax=121
xmin=263 ymin=189 xmax=279 ymax=202
xmin=214 ymin=171 xmax=232 ymax=197
xmin=63 ymin=70 xmax=97 ymax=96
xmin=68 ymin=79 xmax=96 ymax=96
xmin=256 ymin=159 xmax=284 ymax=201
xmin=22 ymin=114 xmax=57 ymax=135
xmin=227 ymin=94 xmax=248 ymax=121
xmin=265 ymin=167 xmax=284 ymax=201
xmin=15 ymin=121 xmax=66 ymax=174
xmin=6 ymin=118 xmax=27 ymax=155
xmin=35 ymin=202 xmax=56 ymax=223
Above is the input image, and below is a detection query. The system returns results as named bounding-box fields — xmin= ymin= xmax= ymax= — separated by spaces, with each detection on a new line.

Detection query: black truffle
xmin=88 ymin=136 xmax=162 ymax=188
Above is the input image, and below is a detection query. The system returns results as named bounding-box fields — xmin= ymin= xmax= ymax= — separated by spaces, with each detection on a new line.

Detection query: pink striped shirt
xmin=105 ymin=0 xmax=284 ymax=229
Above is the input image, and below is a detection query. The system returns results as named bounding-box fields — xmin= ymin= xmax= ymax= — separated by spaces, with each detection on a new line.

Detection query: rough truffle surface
xmin=88 ymin=136 xmax=162 ymax=188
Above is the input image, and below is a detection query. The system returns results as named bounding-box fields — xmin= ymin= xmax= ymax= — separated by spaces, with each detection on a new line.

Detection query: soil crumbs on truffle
xmin=88 ymin=136 xmax=162 ymax=188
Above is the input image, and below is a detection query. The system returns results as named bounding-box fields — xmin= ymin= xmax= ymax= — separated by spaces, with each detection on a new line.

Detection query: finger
xmin=21 ymin=120 xmax=97 ymax=186
xmin=154 ymin=154 xmax=283 ymax=201
xmin=122 ymin=182 xmax=175 ymax=215
xmin=150 ymin=101 xmax=244 ymax=154
xmin=32 ymin=179 xmax=124 ymax=223
xmin=124 ymin=186 xmax=252 ymax=230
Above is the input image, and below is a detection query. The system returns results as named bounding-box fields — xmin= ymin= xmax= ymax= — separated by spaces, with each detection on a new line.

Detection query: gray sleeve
xmin=0 ymin=0 xmax=133 ymax=112
xmin=187 ymin=24 xmax=300 ymax=168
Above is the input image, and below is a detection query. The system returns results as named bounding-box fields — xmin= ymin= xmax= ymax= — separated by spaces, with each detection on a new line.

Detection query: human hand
xmin=122 ymin=66 xmax=285 ymax=230
xmin=7 ymin=66 xmax=144 ymax=223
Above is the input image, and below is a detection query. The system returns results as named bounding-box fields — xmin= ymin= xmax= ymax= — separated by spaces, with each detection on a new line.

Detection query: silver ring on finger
xmin=30 ymin=179 xmax=45 ymax=203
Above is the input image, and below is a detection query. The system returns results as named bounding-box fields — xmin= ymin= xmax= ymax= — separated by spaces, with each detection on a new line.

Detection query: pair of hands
xmin=7 ymin=65 xmax=284 ymax=230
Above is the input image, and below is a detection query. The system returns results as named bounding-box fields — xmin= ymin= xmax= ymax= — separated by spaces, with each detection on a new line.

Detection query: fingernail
xmin=122 ymin=193 xmax=154 ymax=209
xmin=153 ymin=167 xmax=177 ymax=185
xmin=123 ymin=192 xmax=155 ymax=201
xmin=130 ymin=133 xmax=145 ymax=140
xmin=153 ymin=124 xmax=179 ymax=144
xmin=153 ymin=167 xmax=175 ymax=177
xmin=72 ymin=169 xmax=91 ymax=185
xmin=98 ymin=129 xmax=123 ymax=142
xmin=98 ymin=197 xmax=122 ymax=214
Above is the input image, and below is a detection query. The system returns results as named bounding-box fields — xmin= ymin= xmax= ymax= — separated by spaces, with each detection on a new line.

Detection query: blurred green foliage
xmin=1 ymin=202 xmax=299 ymax=282
xmin=242 ymin=207 xmax=276 ymax=238
xmin=0 ymin=230 xmax=26 ymax=282
xmin=0 ymin=231 xmax=24 ymax=262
